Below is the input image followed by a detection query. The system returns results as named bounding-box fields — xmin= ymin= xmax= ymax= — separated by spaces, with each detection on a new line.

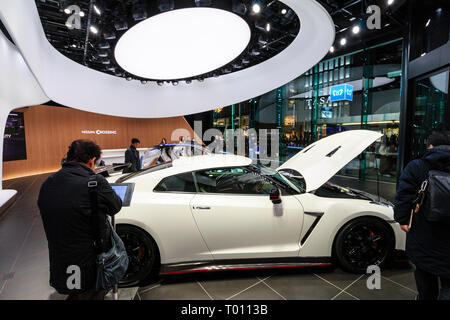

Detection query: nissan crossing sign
xmin=81 ymin=130 xmax=117 ymax=135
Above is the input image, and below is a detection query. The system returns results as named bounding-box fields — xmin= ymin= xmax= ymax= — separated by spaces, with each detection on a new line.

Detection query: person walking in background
xmin=159 ymin=138 xmax=167 ymax=146
xmin=394 ymin=131 xmax=450 ymax=300
xmin=123 ymin=138 xmax=141 ymax=173
xmin=38 ymin=140 xmax=122 ymax=300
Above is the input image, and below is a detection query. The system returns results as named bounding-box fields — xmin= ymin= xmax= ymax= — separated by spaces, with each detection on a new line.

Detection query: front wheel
xmin=116 ymin=225 xmax=158 ymax=287
xmin=334 ymin=217 xmax=394 ymax=273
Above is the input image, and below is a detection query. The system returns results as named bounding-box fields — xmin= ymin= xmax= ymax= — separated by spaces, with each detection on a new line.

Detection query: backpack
xmin=421 ymin=170 xmax=450 ymax=224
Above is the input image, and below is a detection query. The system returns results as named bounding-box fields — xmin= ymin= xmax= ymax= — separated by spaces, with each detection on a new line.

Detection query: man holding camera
xmin=38 ymin=140 xmax=122 ymax=300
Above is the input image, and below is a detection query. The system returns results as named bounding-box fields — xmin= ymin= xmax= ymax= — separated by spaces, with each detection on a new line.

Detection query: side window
xmin=194 ymin=167 xmax=274 ymax=195
xmin=154 ymin=172 xmax=196 ymax=192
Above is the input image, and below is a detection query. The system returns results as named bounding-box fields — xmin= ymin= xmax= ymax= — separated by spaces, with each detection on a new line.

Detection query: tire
xmin=116 ymin=225 xmax=158 ymax=287
xmin=333 ymin=217 xmax=394 ymax=274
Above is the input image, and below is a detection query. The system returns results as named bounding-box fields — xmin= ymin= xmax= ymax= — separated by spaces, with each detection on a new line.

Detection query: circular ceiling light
xmin=115 ymin=8 xmax=251 ymax=80
xmin=252 ymin=4 xmax=262 ymax=14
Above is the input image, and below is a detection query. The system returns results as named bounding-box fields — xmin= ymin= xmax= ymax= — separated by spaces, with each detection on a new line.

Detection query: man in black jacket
xmin=394 ymin=131 xmax=450 ymax=300
xmin=123 ymin=138 xmax=141 ymax=173
xmin=38 ymin=140 xmax=122 ymax=300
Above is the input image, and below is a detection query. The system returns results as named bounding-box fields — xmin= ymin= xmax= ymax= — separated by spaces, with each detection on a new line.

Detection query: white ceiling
xmin=0 ymin=0 xmax=334 ymax=118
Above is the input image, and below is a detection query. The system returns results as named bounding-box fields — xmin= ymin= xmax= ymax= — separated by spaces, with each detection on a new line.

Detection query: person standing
xmin=38 ymin=140 xmax=122 ymax=300
xmin=394 ymin=131 xmax=450 ymax=300
xmin=123 ymin=138 xmax=141 ymax=173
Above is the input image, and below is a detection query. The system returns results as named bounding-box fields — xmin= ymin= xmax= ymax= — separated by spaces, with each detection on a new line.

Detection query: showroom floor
xmin=0 ymin=173 xmax=416 ymax=300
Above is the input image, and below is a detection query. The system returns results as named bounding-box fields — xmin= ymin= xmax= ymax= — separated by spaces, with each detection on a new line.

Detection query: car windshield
xmin=141 ymin=143 xmax=212 ymax=169
xmin=116 ymin=161 xmax=173 ymax=183
xmin=250 ymin=164 xmax=305 ymax=194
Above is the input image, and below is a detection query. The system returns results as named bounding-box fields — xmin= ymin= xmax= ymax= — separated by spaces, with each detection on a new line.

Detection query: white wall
xmin=0 ymin=30 xmax=49 ymax=191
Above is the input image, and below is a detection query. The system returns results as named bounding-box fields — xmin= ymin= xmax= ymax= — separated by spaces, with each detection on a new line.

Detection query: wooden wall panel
xmin=2 ymin=105 xmax=196 ymax=180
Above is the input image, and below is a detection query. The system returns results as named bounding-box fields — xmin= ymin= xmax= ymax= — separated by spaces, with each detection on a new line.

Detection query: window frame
xmin=153 ymin=166 xmax=299 ymax=196
xmin=153 ymin=171 xmax=197 ymax=194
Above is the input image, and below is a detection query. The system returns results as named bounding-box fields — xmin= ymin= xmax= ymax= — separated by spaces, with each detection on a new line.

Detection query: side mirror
xmin=270 ymin=188 xmax=282 ymax=204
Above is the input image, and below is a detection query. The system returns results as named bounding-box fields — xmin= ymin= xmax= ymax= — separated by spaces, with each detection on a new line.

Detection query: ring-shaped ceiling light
xmin=115 ymin=8 xmax=251 ymax=80
xmin=0 ymin=0 xmax=335 ymax=118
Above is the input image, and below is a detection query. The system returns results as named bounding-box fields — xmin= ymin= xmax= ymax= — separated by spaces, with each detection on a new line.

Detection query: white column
xmin=0 ymin=29 xmax=48 ymax=199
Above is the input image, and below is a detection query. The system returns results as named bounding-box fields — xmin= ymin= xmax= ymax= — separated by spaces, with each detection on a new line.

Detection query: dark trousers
xmin=66 ymin=289 xmax=108 ymax=300
xmin=414 ymin=267 xmax=450 ymax=300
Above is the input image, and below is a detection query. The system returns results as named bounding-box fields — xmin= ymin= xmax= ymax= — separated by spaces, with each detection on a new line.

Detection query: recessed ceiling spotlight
xmin=126 ymin=76 xmax=133 ymax=81
xmin=252 ymin=3 xmax=261 ymax=14
xmin=103 ymin=31 xmax=116 ymax=40
xmin=266 ymin=23 xmax=271 ymax=32
xmin=340 ymin=38 xmax=347 ymax=46
xmin=195 ymin=0 xmax=212 ymax=7
xmin=64 ymin=8 xmax=71 ymax=14
xmin=330 ymin=46 xmax=335 ymax=53
xmin=352 ymin=25 xmax=360 ymax=34
xmin=172 ymin=81 xmax=179 ymax=86
xmin=98 ymin=50 xmax=108 ymax=57
xmin=94 ymin=5 xmax=101 ymax=15
xmin=90 ymin=26 xmax=98 ymax=34
xmin=79 ymin=11 xmax=85 ymax=17
xmin=98 ymin=41 xmax=110 ymax=49
xmin=141 ymin=80 xmax=147 ymax=84
xmin=387 ymin=0 xmax=394 ymax=5
xmin=281 ymin=8 xmax=287 ymax=15
xmin=71 ymin=44 xmax=77 ymax=48
xmin=157 ymin=81 xmax=164 ymax=86
xmin=250 ymin=49 xmax=261 ymax=56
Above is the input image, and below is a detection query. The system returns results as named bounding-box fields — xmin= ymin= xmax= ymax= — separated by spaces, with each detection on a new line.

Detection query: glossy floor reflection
xmin=0 ymin=173 xmax=415 ymax=300
xmin=136 ymin=266 xmax=417 ymax=300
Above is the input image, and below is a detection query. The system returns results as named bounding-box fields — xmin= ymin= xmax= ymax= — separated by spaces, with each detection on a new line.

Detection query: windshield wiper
xmin=248 ymin=165 xmax=293 ymax=192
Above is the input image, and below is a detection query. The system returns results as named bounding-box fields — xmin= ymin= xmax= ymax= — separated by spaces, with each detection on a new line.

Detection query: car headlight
xmin=370 ymin=201 xmax=394 ymax=210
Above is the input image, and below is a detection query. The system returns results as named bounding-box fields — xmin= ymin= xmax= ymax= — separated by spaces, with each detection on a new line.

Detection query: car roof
xmin=120 ymin=154 xmax=253 ymax=184
xmin=171 ymin=154 xmax=252 ymax=172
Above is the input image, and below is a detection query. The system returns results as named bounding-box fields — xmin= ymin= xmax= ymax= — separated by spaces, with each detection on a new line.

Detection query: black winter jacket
xmin=123 ymin=145 xmax=140 ymax=173
xmin=394 ymin=145 xmax=450 ymax=278
xmin=37 ymin=162 xmax=122 ymax=294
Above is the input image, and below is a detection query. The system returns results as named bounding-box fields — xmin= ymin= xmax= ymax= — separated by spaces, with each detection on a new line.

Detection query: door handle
xmin=195 ymin=206 xmax=211 ymax=210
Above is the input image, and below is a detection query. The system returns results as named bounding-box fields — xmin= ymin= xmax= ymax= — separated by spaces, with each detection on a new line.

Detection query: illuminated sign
xmin=81 ymin=130 xmax=117 ymax=135
xmin=330 ymin=84 xmax=353 ymax=102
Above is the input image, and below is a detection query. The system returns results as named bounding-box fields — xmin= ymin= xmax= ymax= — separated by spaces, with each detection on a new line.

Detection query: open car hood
xmin=277 ymin=130 xmax=382 ymax=192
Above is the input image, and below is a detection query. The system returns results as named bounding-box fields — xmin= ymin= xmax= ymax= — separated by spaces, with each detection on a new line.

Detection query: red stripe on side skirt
xmin=159 ymin=263 xmax=333 ymax=275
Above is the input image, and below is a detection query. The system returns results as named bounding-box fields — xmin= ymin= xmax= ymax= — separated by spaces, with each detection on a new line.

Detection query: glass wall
xmin=408 ymin=68 xmax=449 ymax=161
xmin=213 ymin=39 xmax=404 ymax=182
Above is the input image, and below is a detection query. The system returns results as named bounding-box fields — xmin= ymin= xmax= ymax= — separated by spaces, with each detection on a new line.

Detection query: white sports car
xmin=108 ymin=130 xmax=406 ymax=285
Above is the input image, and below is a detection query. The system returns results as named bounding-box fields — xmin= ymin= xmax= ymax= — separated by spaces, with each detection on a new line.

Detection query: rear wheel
xmin=116 ymin=225 xmax=158 ymax=287
xmin=334 ymin=217 xmax=394 ymax=273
